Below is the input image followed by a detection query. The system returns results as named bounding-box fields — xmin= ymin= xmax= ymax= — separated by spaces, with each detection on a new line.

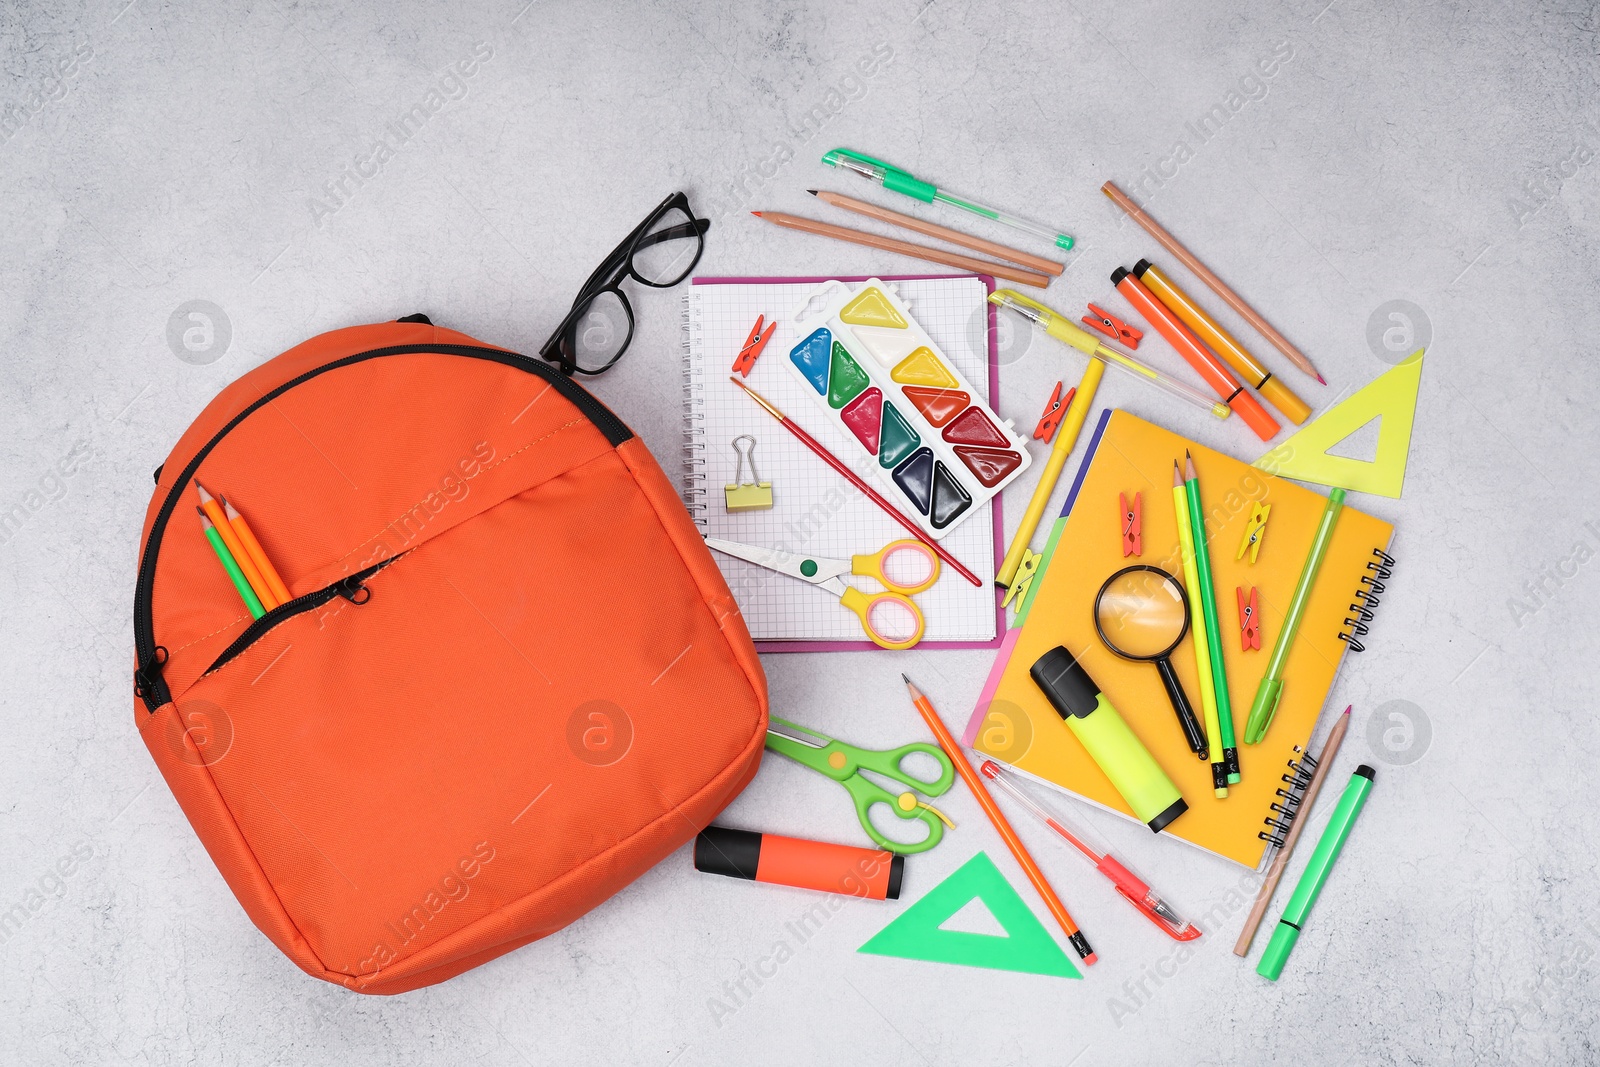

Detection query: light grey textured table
xmin=4 ymin=2 xmax=1598 ymax=1064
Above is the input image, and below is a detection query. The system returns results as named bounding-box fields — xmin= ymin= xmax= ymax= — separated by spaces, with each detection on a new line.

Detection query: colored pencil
xmin=808 ymin=189 xmax=1065 ymax=276
xmin=730 ymin=378 xmax=982 ymax=587
xmin=1234 ymin=706 xmax=1351 ymax=956
xmin=1101 ymin=181 xmax=1325 ymax=384
xmin=903 ymin=675 xmax=1096 ymax=964
xmin=1173 ymin=462 xmax=1227 ymax=797
xmin=222 ymin=496 xmax=291 ymax=606
xmin=195 ymin=481 xmax=277 ymax=610
xmin=1185 ymin=452 xmax=1239 ymax=783
xmin=199 ymin=509 xmax=265 ymax=619
xmin=751 ymin=211 xmax=1051 ymax=289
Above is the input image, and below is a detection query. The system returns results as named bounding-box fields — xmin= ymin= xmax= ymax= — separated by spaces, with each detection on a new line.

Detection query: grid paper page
xmin=684 ymin=277 xmax=1001 ymax=644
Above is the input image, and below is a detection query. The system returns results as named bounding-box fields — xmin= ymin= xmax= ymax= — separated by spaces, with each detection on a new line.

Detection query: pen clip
xmin=1113 ymin=884 xmax=1202 ymax=942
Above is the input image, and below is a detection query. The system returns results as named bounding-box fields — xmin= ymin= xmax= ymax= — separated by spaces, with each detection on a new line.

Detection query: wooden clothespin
xmin=1237 ymin=586 xmax=1261 ymax=651
xmin=1236 ymin=502 xmax=1270 ymax=563
xmin=1002 ymin=548 xmax=1042 ymax=611
xmin=1120 ymin=491 xmax=1142 ymax=557
xmin=1083 ymin=303 xmax=1143 ymax=348
xmin=1033 ymin=382 xmax=1074 ymax=443
xmin=731 ymin=315 xmax=777 ymax=377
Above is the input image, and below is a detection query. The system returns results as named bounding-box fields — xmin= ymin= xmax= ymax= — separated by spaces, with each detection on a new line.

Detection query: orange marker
xmin=902 ymin=674 xmax=1097 ymax=964
xmin=195 ymin=482 xmax=277 ymax=610
xmin=222 ymin=496 xmax=291 ymax=606
xmin=694 ymin=826 xmax=902 ymax=899
xmin=1112 ymin=267 xmax=1281 ymax=441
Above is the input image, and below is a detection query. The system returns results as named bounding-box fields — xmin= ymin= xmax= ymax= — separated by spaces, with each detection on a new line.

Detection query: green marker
xmin=1257 ymin=765 xmax=1375 ymax=981
xmin=1245 ymin=487 xmax=1347 ymax=744
xmin=1184 ymin=452 xmax=1239 ymax=783
xmin=200 ymin=510 xmax=265 ymax=619
xmin=821 ymin=148 xmax=1075 ymax=251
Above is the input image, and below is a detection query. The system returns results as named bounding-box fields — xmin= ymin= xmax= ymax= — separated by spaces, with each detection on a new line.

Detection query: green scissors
xmin=765 ymin=716 xmax=957 ymax=854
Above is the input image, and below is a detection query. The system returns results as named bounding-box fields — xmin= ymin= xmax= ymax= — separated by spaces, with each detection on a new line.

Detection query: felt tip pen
xmin=980 ymin=761 xmax=1200 ymax=941
xmin=989 ymin=291 xmax=1231 ymax=420
xmin=822 ymin=147 xmax=1075 ymax=250
xmin=1257 ymin=765 xmax=1375 ymax=981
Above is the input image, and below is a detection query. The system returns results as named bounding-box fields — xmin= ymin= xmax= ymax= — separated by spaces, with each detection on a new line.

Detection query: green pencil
xmin=1245 ymin=487 xmax=1347 ymax=744
xmin=200 ymin=508 xmax=265 ymax=619
xmin=1184 ymin=452 xmax=1239 ymax=783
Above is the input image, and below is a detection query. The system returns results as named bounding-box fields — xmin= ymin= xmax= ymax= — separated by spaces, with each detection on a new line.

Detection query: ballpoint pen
xmin=822 ymin=148 xmax=1075 ymax=251
xmin=980 ymin=760 xmax=1200 ymax=941
xmin=990 ymin=291 xmax=1233 ymax=419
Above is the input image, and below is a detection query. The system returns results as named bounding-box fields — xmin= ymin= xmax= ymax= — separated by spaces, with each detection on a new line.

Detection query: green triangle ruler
xmin=1253 ymin=349 xmax=1423 ymax=497
xmin=857 ymin=851 xmax=1081 ymax=978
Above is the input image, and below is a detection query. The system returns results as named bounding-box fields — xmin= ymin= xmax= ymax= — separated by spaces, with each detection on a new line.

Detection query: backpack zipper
xmin=201 ymin=558 xmax=394 ymax=677
xmin=134 ymin=342 xmax=631 ymax=713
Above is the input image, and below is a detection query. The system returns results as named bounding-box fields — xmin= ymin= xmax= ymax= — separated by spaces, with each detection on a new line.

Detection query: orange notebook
xmin=963 ymin=410 xmax=1394 ymax=868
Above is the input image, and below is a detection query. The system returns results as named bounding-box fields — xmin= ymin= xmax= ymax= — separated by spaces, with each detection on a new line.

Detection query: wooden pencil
xmin=1233 ymin=706 xmax=1352 ymax=956
xmin=751 ymin=211 xmax=1051 ymax=289
xmin=809 ymin=189 xmax=1065 ymax=276
xmin=1101 ymin=181 xmax=1325 ymax=384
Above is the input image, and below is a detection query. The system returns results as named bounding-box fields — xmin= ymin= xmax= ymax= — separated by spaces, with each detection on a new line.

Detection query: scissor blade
xmin=703 ymin=538 xmax=847 ymax=584
xmin=766 ymin=719 xmax=827 ymax=748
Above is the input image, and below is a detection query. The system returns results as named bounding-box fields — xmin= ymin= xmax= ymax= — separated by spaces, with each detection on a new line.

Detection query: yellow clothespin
xmin=724 ymin=434 xmax=774 ymax=512
xmin=1002 ymin=548 xmax=1041 ymax=611
xmin=1236 ymin=502 xmax=1270 ymax=563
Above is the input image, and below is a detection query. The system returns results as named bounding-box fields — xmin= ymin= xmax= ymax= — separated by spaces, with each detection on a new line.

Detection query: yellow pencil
xmin=1173 ymin=463 xmax=1227 ymax=797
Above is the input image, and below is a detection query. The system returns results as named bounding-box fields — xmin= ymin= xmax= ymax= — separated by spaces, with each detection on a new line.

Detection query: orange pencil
xmin=902 ymin=674 xmax=1097 ymax=964
xmin=195 ymin=482 xmax=278 ymax=610
xmin=222 ymin=496 xmax=291 ymax=606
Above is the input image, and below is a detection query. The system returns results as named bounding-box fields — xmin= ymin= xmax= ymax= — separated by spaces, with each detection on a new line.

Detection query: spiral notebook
xmin=961 ymin=409 xmax=1395 ymax=868
xmin=681 ymin=275 xmax=1006 ymax=650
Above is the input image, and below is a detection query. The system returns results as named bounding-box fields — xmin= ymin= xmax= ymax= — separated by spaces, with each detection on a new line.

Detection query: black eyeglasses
xmin=540 ymin=191 xmax=710 ymax=376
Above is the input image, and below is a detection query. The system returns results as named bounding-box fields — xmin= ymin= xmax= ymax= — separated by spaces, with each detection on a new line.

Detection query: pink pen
xmin=980 ymin=760 xmax=1201 ymax=941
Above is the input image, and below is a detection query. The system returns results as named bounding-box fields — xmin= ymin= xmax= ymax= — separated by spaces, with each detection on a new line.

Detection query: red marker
xmin=694 ymin=826 xmax=903 ymax=900
xmin=1112 ymin=267 xmax=1280 ymax=441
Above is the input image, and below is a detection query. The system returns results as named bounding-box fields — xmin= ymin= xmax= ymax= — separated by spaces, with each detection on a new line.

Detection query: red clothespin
xmin=732 ymin=315 xmax=777 ymax=377
xmin=1033 ymin=382 xmax=1074 ymax=443
xmin=1237 ymin=586 xmax=1261 ymax=651
xmin=1120 ymin=492 xmax=1142 ymax=556
xmin=1083 ymin=303 xmax=1143 ymax=348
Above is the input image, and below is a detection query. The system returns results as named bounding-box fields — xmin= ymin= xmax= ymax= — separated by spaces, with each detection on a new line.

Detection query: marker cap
xmin=1256 ymin=918 xmax=1301 ymax=981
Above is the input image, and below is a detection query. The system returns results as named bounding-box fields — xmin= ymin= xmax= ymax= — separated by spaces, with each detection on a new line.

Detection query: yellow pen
xmin=991 ymin=291 xmax=1232 ymax=420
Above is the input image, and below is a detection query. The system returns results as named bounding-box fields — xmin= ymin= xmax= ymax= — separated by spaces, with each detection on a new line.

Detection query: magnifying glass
xmin=1093 ymin=565 xmax=1208 ymax=759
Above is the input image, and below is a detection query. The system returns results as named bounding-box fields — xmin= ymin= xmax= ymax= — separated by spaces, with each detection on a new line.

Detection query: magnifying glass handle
xmin=1156 ymin=657 xmax=1208 ymax=758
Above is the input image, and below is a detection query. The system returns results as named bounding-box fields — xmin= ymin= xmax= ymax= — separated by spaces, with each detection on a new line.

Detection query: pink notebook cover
xmin=692 ymin=273 xmax=1007 ymax=652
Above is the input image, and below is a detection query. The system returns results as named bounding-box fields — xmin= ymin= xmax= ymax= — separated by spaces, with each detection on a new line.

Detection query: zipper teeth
xmin=134 ymin=342 xmax=631 ymax=711
xmin=203 ymin=559 xmax=392 ymax=676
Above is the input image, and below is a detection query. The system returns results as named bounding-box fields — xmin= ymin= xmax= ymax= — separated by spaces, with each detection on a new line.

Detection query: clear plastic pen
xmin=991 ymin=291 xmax=1232 ymax=420
xmin=980 ymin=760 xmax=1201 ymax=941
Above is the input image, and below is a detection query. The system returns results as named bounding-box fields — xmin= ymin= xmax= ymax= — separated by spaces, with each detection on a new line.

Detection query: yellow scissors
xmin=705 ymin=537 xmax=940 ymax=650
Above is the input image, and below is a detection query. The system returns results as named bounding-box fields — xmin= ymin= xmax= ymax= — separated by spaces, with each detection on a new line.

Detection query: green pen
xmin=1244 ymin=487 xmax=1346 ymax=744
xmin=200 ymin=509 xmax=266 ymax=619
xmin=1257 ymin=765 xmax=1375 ymax=981
xmin=821 ymin=148 xmax=1075 ymax=251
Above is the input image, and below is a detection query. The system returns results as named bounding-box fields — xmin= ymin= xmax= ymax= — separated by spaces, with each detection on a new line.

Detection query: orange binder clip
xmin=731 ymin=315 xmax=777 ymax=377
xmin=1083 ymin=303 xmax=1143 ymax=348
xmin=1120 ymin=491 xmax=1141 ymax=556
xmin=1237 ymin=586 xmax=1260 ymax=650
xmin=1033 ymin=382 xmax=1074 ymax=443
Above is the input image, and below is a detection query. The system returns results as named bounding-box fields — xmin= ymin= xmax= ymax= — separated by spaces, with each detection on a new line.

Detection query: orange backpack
xmin=133 ymin=316 xmax=768 ymax=994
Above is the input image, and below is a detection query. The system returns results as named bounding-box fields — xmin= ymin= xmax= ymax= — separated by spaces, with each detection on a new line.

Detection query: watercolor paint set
xmin=785 ymin=279 xmax=1031 ymax=538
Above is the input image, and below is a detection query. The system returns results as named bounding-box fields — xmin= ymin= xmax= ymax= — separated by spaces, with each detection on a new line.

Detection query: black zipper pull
xmin=334 ymin=575 xmax=372 ymax=604
xmin=134 ymin=645 xmax=170 ymax=703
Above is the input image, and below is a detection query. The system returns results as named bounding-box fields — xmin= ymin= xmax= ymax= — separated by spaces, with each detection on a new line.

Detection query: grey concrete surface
xmin=3 ymin=1 xmax=1599 ymax=1064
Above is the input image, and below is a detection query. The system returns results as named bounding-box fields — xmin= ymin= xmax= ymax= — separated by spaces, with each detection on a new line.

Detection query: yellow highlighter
xmin=991 ymin=291 xmax=1227 ymax=588
xmin=1131 ymin=261 xmax=1312 ymax=426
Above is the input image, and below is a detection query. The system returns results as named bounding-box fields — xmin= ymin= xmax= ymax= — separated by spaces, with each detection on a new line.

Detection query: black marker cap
xmin=694 ymin=825 xmax=761 ymax=880
xmin=1355 ymin=764 xmax=1376 ymax=780
xmin=885 ymin=855 xmax=905 ymax=900
xmin=1030 ymin=646 xmax=1101 ymax=721
xmin=1110 ymin=266 xmax=1130 ymax=286
xmin=1132 ymin=258 xmax=1152 ymax=278
xmin=1147 ymin=796 xmax=1189 ymax=834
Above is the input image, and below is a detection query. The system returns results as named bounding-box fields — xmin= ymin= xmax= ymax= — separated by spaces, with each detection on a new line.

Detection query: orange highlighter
xmin=1112 ymin=266 xmax=1281 ymax=441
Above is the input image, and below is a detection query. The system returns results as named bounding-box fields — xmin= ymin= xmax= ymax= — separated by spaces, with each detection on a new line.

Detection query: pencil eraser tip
xmin=1084 ymin=952 xmax=1099 ymax=965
